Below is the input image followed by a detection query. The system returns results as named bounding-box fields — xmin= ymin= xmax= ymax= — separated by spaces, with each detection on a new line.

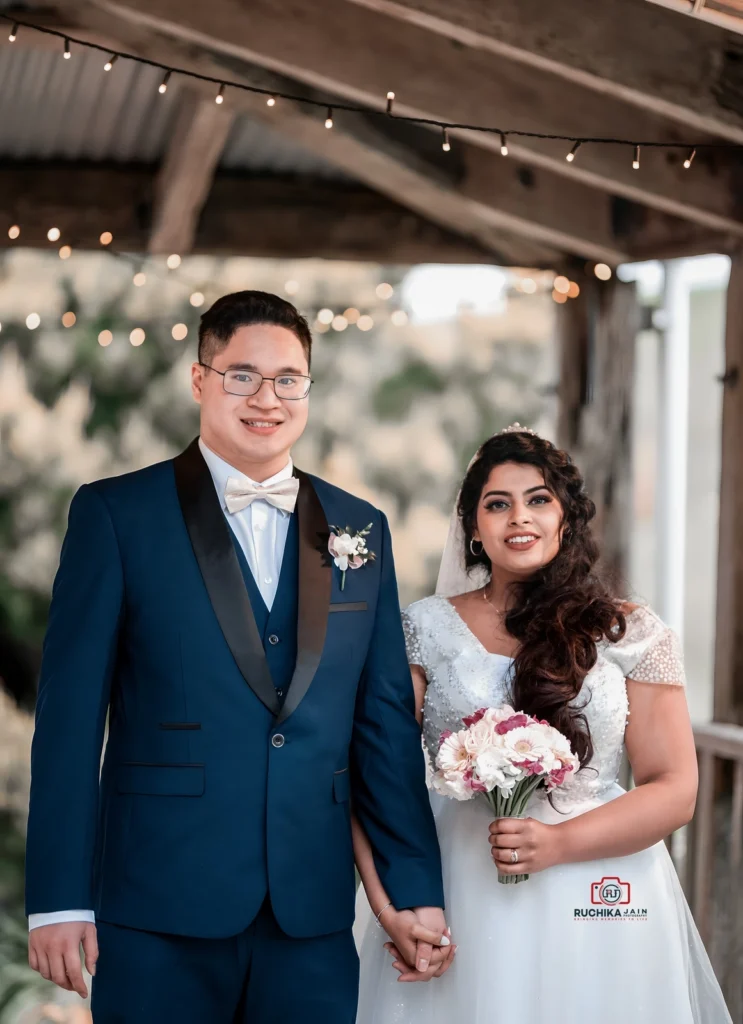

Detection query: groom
xmin=25 ymin=290 xmax=447 ymax=1022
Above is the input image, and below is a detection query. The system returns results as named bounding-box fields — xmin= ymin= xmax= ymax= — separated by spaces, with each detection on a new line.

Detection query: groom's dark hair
xmin=198 ymin=290 xmax=313 ymax=368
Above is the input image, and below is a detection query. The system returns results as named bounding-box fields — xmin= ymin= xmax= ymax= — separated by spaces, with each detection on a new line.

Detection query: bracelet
xmin=374 ymin=902 xmax=393 ymax=928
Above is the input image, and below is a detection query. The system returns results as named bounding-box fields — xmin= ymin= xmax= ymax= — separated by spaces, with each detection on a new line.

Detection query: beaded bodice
xmin=403 ymin=597 xmax=685 ymax=809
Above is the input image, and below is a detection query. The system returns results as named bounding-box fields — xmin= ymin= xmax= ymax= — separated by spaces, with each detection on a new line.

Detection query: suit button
xmin=268 ymin=634 xmax=280 ymax=645
xmin=271 ymin=734 xmax=285 ymax=748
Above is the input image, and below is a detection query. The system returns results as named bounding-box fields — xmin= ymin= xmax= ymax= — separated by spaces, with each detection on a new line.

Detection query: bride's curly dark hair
xmin=458 ymin=432 xmax=625 ymax=769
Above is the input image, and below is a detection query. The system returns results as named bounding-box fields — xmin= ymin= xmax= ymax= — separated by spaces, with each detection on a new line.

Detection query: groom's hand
xmin=29 ymin=922 xmax=98 ymax=998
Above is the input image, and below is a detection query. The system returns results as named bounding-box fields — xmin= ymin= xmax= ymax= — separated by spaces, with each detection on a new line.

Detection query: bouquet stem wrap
xmin=485 ymin=777 xmax=545 ymax=884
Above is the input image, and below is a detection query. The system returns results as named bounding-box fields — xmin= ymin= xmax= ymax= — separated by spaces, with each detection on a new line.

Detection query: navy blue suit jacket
xmin=25 ymin=440 xmax=444 ymax=938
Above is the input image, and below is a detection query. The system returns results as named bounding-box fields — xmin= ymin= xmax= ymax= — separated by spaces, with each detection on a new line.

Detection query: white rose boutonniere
xmin=327 ymin=523 xmax=376 ymax=590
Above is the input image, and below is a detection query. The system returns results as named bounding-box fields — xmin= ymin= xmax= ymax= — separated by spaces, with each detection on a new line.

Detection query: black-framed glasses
xmin=199 ymin=363 xmax=313 ymax=400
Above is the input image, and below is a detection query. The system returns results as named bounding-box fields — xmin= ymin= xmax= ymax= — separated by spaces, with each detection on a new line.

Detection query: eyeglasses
xmin=198 ymin=363 xmax=313 ymax=400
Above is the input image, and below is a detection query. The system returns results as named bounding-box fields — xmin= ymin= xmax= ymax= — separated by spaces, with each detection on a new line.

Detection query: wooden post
xmin=557 ymin=270 xmax=639 ymax=587
xmin=713 ymin=250 xmax=743 ymax=725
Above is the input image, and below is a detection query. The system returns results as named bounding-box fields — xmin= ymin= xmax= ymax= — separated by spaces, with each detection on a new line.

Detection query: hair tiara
xmin=496 ymin=422 xmax=540 ymax=437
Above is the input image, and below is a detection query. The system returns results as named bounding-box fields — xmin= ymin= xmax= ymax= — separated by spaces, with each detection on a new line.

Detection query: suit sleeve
xmin=25 ymin=485 xmax=124 ymax=915
xmin=350 ymin=513 xmax=444 ymax=911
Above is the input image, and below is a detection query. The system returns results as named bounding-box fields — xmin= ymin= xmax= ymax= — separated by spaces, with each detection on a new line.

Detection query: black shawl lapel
xmin=276 ymin=469 xmax=331 ymax=726
xmin=173 ymin=439 xmax=280 ymax=717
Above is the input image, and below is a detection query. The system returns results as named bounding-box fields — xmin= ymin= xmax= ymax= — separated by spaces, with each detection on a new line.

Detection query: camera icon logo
xmin=591 ymin=876 xmax=631 ymax=906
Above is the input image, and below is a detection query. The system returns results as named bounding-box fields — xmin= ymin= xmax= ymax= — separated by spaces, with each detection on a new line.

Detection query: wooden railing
xmin=682 ymin=722 xmax=743 ymax=1021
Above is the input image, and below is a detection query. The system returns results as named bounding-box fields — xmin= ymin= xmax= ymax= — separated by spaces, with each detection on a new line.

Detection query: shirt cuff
xmin=28 ymin=910 xmax=96 ymax=931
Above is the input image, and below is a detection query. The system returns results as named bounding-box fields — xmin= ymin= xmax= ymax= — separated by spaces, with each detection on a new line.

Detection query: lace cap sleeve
xmin=607 ymin=606 xmax=686 ymax=686
xmin=631 ymin=627 xmax=686 ymax=686
xmin=401 ymin=608 xmax=425 ymax=669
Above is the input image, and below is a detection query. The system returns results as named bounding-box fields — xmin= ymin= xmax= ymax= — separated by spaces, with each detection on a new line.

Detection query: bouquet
xmin=431 ymin=706 xmax=579 ymax=884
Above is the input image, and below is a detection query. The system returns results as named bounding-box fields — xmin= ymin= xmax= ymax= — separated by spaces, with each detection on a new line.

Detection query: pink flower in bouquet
xmin=437 ymin=730 xmax=472 ymax=775
xmin=495 ymin=713 xmax=531 ymax=734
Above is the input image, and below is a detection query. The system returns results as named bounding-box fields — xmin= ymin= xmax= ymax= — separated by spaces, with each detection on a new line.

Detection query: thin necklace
xmin=482 ymin=588 xmax=507 ymax=618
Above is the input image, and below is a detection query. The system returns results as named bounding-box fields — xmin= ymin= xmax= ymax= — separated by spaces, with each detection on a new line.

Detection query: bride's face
xmin=472 ymin=461 xmax=564 ymax=577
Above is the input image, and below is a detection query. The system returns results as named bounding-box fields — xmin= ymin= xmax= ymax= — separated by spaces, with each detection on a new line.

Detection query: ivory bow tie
xmin=224 ymin=475 xmax=299 ymax=515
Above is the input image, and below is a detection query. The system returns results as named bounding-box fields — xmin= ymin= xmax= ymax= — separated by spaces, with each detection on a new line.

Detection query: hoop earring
xmin=469 ymin=538 xmax=483 ymax=556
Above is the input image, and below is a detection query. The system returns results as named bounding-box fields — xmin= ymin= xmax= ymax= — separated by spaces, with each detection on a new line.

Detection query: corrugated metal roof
xmin=220 ymin=115 xmax=347 ymax=177
xmin=0 ymin=41 xmax=348 ymax=177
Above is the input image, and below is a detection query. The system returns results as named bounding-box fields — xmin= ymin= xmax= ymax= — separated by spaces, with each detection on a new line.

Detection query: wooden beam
xmin=0 ymin=163 xmax=504 ymax=262
xmin=713 ymin=250 xmax=743 ymax=724
xmin=82 ymin=0 xmax=743 ymax=240
xmin=344 ymin=0 xmax=743 ymax=140
xmin=34 ymin=2 xmax=733 ymax=263
xmin=149 ymin=89 xmax=235 ymax=255
xmin=556 ymin=269 xmax=639 ymax=585
xmin=26 ymin=2 xmax=560 ymax=265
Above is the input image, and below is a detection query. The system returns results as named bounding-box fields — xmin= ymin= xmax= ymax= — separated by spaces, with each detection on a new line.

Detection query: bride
xmin=353 ymin=426 xmax=732 ymax=1024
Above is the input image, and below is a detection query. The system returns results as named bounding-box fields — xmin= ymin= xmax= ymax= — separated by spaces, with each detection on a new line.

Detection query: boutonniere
xmin=328 ymin=523 xmax=376 ymax=591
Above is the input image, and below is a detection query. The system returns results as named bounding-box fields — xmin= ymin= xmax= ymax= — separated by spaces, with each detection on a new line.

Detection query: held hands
xmin=489 ymin=816 xmax=564 ymax=875
xmin=28 ymin=922 xmax=98 ymax=999
xmin=380 ymin=906 xmax=456 ymax=983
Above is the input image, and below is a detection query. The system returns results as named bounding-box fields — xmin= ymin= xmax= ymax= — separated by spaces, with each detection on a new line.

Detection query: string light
xmin=133 ymin=272 xmax=146 ymax=286
xmin=317 ymin=308 xmax=334 ymax=324
xmin=62 ymin=312 xmax=76 ymax=328
xmin=47 ymin=227 xmax=61 ymax=242
xmin=391 ymin=310 xmax=408 ymax=326
xmin=8 ymin=225 xmax=20 ymax=240
xmin=567 ymin=281 xmax=581 ymax=298
xmin=284 ymin=279 xmax=299 ymax=295
xmin=442 ymin=127 xmax=451 ymax=152
xmin=357 ymin=315 xmax=374 ymax=332
xmin=594 ymin=263 xmax=612 ymax=281
xmin=0 ymin=16 xmax=731 ymax=170
xmin=343 ymin=307 xmax=360 ymax=323
xmin=26 ymin=313 xmax=41 ymax=330
xmin=552 ymin=290 xmax=568 ymax=304
xmin=332 ymin=315 xmax=348 ymax=331
xmin=130 ymin=328 xmax=146 ymax=346
xmin=99 ymin=231 xmax=113 ymax=245
xmin=189 ymin=291 xmax=205 ymax=307
xmin=167 ymin=253 xmax=181 ymax=269
xmin=98 ymin=330 xmax=113 ymax=347
xmin=172 ymin=323 xmax=188 ymax=340
xmin=376 ymin=282 xmax=394 ymax=299
xmin=553 ymin=275 xmax=571 ymax=295
xmin=215 ymin=83 xmax=225 ymax=104
xmin=59 ymin=245 xmax=72 ymax=259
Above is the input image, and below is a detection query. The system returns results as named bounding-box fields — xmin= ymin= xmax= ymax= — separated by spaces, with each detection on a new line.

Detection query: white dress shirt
xmin=29 ymin=439 xmax=294 ymax=931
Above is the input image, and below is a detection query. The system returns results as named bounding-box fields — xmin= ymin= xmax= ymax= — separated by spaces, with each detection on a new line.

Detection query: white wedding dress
xmin=354 ymin=596 xmax=732 ymax=1024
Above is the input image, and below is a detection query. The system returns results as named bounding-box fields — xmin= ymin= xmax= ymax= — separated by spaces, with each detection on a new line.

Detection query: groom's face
xmin=192 ymin=323 xmax=310 ymax=478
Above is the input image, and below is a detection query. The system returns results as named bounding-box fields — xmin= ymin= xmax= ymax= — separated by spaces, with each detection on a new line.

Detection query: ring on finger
xmin=510 ymin=849 xmax=519 ymax=864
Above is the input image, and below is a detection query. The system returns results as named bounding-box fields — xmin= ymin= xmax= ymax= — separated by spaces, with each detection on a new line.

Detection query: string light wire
xmin=0 ymin=16 xmax=738 ymax=159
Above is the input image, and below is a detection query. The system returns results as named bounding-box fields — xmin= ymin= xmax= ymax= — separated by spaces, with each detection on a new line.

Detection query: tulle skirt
xmin=354 ymin=786 xmax=732 ymax=1024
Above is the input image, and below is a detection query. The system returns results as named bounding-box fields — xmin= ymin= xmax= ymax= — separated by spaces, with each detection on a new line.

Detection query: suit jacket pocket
xmin=333 ymin=770 xmax=350 ymax=803
xmin=117 ymin=763 xmax=205 ymax=796
xmin=329 ymin=602 xmax=367 ymax=612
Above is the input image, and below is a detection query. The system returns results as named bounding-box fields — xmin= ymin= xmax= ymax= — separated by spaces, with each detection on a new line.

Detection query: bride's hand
xmin=488 ymin=816 xmax=563 ymax=875
xmin=379 ymin=909 xmax=455 ymax=982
